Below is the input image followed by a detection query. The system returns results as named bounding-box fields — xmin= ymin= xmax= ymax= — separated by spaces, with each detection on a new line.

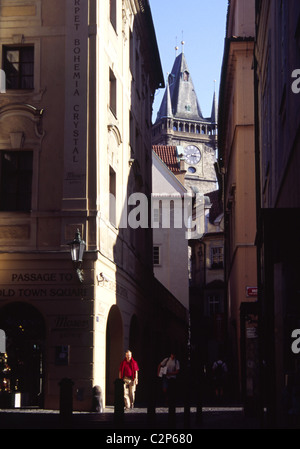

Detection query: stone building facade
xmin=218 ymin=0 xmax=258 ymax=409
xmin=254 ymin=0 xmax=300 ymax=428
xmin=0 ymin=0 xmax=188 ymax=411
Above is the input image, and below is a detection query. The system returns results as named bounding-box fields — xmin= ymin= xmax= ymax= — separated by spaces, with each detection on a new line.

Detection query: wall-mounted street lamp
xmin=68 ymin=229 xmax=86 ymax=283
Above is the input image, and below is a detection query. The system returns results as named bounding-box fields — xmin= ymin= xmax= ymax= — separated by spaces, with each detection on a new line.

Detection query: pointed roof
xmin=156 ymin=52 xmax=203 ymax=123
xmin=211 ymin=89 xmax=218 ymax=124
xmin=156 ymin=78 xmax=172 ymax=121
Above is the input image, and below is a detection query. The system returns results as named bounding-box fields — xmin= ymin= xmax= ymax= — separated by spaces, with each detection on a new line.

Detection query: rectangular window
xmin=0 ymin=151 xmax=33 ymax=211
xmin=153 ymin=208 xmax=159 ymax=224
xmin=135 ymin=50 xmax=140 ymax=93
xmin=109 ymin=68 xmax=117 ymax=117
xmin=110 ymin=0 xmax=117 ymax=32
xmin=211 ymin=247 xmax=224 ymax=269
xmin=109 ymin=166 xmax=116 ymax=226
xmin=3 ymin=46 xmax=34 ymax=90
xmin=129 ymin=32 xmax=134 ymax=75
xmin=153 ymin=246 xmax=160 ymax=265
xmin=208 ymin=295 xmax=220 ymax=316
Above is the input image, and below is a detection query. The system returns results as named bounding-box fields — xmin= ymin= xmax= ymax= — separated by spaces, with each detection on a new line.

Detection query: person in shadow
xmin=157 ymin=352 xmax=180 ymax=406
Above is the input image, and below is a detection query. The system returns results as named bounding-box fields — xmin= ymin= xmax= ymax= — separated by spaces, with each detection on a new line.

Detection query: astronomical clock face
xmin=184 ymin=145 xmax=201 ymax=165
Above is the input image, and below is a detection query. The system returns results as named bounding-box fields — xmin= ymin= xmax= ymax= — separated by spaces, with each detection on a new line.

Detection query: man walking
xmin=119 ymin=350 xmax=139 ymax=409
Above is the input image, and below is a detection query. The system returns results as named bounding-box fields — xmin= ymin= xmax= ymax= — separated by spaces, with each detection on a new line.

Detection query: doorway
xmin=105 ymin=305 xmax=123 ymax=405
xmin=0 ymin=302 xmax=45 ymax=407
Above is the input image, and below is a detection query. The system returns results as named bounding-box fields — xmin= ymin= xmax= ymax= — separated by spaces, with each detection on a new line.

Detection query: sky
xmin=149 ymin=0 xmax=228 ymax=122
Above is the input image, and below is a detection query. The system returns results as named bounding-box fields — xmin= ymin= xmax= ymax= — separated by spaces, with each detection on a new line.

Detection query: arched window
xmin=168 ymin=73 xmax=175 ymax=85
xmin=182 ymin=71 xmax=189 ymax=81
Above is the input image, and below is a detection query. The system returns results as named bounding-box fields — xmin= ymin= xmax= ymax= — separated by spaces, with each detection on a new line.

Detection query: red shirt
xmin=119 ymin=357 xmax=139 ymax=380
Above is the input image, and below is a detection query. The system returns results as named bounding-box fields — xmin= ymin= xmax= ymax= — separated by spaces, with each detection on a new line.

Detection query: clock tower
xmin=152 ymin=46 xmax=218 ymax=195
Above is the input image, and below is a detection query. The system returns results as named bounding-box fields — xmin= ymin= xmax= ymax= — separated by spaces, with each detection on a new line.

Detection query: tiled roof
xmin=153 ymin=145 xmax=181 ymax=174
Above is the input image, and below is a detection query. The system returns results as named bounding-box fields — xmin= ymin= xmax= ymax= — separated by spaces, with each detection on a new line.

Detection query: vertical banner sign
xmin=0 ymin=329 xmax=6 ymax=353
xmin=63 ymin=0 xmax=88 ymax=208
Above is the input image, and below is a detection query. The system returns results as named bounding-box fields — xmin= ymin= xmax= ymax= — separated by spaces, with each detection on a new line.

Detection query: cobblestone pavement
xmin=0 ymin=405 xmax=264 ymax=430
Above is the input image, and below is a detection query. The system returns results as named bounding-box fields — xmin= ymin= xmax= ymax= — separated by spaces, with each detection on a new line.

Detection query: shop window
xmin=3 ymin=46 xmax=34 ymax=90
xmin=0 ymin=151 xmax=33 ymax=212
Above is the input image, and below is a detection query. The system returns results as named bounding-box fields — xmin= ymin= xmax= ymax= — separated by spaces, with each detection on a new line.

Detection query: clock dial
xmin=184 ymin=145 xmax=201 ymax=165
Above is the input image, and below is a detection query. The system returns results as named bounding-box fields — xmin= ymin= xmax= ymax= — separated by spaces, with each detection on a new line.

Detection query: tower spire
xmin=155 ymin=46 xmax=203 ymax=123
xmin=211 ymin=81 xmax=218 ymax=124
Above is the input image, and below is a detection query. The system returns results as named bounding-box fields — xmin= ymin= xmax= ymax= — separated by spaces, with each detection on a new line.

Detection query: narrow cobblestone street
xmin=0 ymin=405 xmax=264 ymax=430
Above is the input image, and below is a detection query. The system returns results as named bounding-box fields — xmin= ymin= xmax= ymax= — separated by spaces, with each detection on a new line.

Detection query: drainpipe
xmin=253 ymin=37 xmax=268 ymax=428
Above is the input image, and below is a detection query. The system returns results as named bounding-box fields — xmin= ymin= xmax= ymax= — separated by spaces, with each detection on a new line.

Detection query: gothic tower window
xmin=168 ymin=73 xmax=175 ymax=85
xmin=183 ymin=71 xmax=189 ymax=81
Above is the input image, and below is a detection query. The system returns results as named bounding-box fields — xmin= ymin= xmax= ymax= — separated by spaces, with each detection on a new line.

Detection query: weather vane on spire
xmin=175 ymin=35 xmax=179 ymax=56
xmin=181 ymin=30 xmax=185 ymax=53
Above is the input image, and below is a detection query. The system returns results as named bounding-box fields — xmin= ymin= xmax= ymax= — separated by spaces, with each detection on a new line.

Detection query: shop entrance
xmin=0 ymin=302 xmax=45 ymax=408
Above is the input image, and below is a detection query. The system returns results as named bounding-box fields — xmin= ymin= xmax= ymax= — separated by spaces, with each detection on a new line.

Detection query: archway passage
xmin=105 ymin=305 xmax=123 ymax=405
xmin=0 ymin=302 xmax=46 ymax=407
